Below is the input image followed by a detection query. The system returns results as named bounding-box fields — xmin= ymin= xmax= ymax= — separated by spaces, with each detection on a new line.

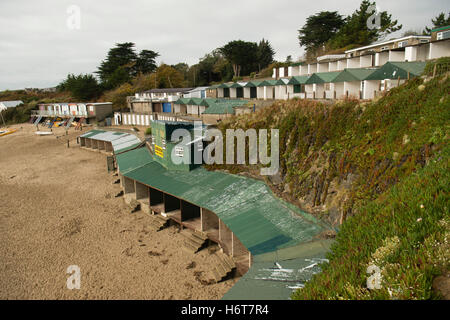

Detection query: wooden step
xmin=209 ymin=252 xmax=236 ymax=283
xmin=211 ymin=268 xmax=223 ymax=283
xmin=180 ymin=231 xmax=205 ymax=246
xmin=191 ymin=229 xmax=208 ymax=241
xmin=148 ymin=215 xmax=169 ymax=231
xmin=180 ymin=229 xmax=208 ymax=254
xmin=215 ymin=262 xmax=228 ymax=278
xmin=182 ymin=240 xmax=200 ymax=253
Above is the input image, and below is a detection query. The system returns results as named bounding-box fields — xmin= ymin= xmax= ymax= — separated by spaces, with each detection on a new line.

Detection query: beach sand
xmin=0 ymin=123 xmax=238 ymax=299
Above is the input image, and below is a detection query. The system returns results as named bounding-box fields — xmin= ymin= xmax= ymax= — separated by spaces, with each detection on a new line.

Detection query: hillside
xmin=206 ymin=60 xmax=450 ymax=299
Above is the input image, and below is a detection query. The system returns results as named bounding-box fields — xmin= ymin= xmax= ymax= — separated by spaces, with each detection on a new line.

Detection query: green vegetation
xmin=96 ymin=42 xmax=159 ymax=90
xmin=298 ymin=0 xmax=402 ymax=58
xmin=57 ymin=73 xmax=102 ymax=101
xmin=0 ymin=90 xmax=73 ymax=125
xmin=423 ymin=12 xmax=450 ymax=34
xmin=206 ymin=60 xmax=450 ymax=299
xmin=294 ymin=145 xmax=449 ymax=299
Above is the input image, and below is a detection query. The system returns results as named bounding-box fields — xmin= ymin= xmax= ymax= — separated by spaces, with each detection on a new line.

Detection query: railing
xmin=114 ymin=112 xmax=200 ymax=126
xmin=32 ymin=110 xmax=88 ymax=117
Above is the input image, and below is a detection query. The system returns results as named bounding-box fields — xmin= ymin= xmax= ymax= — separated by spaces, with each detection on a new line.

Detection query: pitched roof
xmin=0 ymin=100 xmax=23 ymax=108
xmin=258 ymin=79 xmax=280 ymax=87
xmin=187 ymin=97 xmax=204 ymax=105
xmin=332 ymin=68 xmax=378 ymax=83
xmin=173 ymin=97 xmax=191 ymax=105
xmin=244 ymin=80 xmax=264 ymax=87
xmin=287 ymin=75 xmax=310 ymax=85
xmin=218 ymin=83 xmax=234 ymax=89
xmin=80 ymin=130 xmax=142 ymax=154
xmin=305 ymin=71 xmax=341 ymax=84
xmin=365 ymin=61 xmax=426 ymax=80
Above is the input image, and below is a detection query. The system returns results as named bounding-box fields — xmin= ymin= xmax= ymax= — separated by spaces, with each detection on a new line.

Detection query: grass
xmin=205 ymin=59 xmax=450 ymax=299
xmin=293 ymin=145 xmax=449 ymax=299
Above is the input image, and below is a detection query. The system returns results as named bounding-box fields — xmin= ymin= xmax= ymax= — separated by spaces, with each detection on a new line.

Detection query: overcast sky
xmin=0 ymin=0 xmax=448 ymax=91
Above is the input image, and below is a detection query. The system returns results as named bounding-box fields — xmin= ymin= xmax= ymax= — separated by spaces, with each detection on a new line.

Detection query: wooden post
xmin=397 ymin=76 xmax=400 ymax=87
xmin=407 ymin=71 xmax=410 ymax=81
xmin=433 ymin=64 xmax=437 ymax=77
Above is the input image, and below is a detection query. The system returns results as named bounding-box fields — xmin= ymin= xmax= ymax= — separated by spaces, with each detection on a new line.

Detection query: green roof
xmin=258 ymin=79 xmax=280 ymax=87
xmin=79 ymin=129 xmax=106 ymax=138
xmin=114 ymin=142 xmax=142 ymax=154
xmin=173 ymin=97 xmax=191 ymax=105
xmin=305 ymin=71 xmax=340 ymax=84
xmin=287 ymin=75 xmax=310 ymax=85
xmin=332 ymin=68 xmax=378 ymax=83
xmin=431 ymin=25 xmax=450 ymax=33
xmin=116 ymin=147 xmax=153 ymax=174
xmin=244 ymin=80 xmax=264 ymax=87
xmin=218 ymin=83 xmax=233 ymax=89
xmin=187 ymin=97 xmax=203 ymax=105
xmin=202 ymin=102 xmax=236 ymax=115
xmin=118 ymin=148 xmax=325 ymax=255
xmin=230 ymin=82 xmax=246 ymax=88
xmin=365 ymin=61 xmax=426 ymax=80
xmin=207 ymin=84 xmax=221 ymax=89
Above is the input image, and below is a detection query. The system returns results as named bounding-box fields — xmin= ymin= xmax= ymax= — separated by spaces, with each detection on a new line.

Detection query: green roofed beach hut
xmin=365 ymin=61 xmax=426 ymax=80
xmin=287 ymin=75 xmax=310 ymax=99
xmin=332 ymin=68 xmax=379 ymax=99
xmin=173 ymin=97 xmax=191 ymax=114
xmin=304 ymin=71 xmax=340 ymax=99
xmin=365 ymin=61 xmax=426 ymax=96
xmin=243 ymin=80 xmax=264 ymax=99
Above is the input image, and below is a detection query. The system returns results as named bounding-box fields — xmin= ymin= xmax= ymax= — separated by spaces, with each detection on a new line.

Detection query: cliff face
xmin=206 ymin=72 xmax=449 ymax=228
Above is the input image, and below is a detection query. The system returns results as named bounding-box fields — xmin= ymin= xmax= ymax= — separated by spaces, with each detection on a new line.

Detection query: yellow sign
xmin=155 ymin=145 xmax=164 ymax=158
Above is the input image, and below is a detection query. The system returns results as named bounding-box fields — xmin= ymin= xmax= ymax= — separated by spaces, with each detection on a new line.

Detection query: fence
xmin=113 ymin=112 xmax=194 ymax=126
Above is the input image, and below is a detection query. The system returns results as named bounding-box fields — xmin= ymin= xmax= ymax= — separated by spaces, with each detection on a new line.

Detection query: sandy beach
xmin=0 ymin=124 xmax=237 ymax=299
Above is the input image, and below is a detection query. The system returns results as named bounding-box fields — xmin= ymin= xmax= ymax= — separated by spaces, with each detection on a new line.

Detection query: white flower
xmin=420 ymin=204 xmax=424 ymax=209
xmin=417 ymin=218 xmax=422 ymax=222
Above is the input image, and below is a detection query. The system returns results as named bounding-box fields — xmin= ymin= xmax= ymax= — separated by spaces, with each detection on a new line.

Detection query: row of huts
xmin=77 ymin=122 xmax=329 ymax=296
xmin=208 ymin=61 xmax=427 ymax=101
xmin=32 ymin=102 xmax=113 ymax=124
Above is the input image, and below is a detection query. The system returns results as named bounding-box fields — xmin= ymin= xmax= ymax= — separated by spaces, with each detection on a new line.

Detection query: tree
xmin=96 ymin=43 xmax=159 ymax=90
xmin=256 ymin=39 xmax=275 ymax=71
xmin=57 ymin=74 xmax=101 ymax=101
xmin=423 ymin=12 xmax=450 ymax=34
xmin=329 ymin=1 xmax=402 ymax=50
xmin=298 ymin=11 xmax=344 ymax=55
xmin=219 ymin=40 xmax=258 ymax=77
xmin=135 ymin=50 xmax=159 ymax=75
xmin=96 ymin=42 xmax=137 ymax=89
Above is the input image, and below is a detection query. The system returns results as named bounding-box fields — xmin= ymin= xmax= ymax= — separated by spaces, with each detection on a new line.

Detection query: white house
xmin=0 ymin=100 xmax=23 ymax=112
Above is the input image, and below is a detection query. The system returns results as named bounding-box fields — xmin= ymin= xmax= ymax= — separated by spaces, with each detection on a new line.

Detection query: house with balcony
xmin=128 ymin=88 xmax=193 ymax=114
